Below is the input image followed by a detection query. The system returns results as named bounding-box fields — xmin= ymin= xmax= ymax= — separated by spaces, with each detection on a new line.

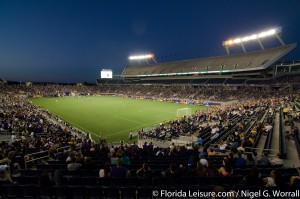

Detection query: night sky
xmin=0 ymin=0 xmax=300 ymax=83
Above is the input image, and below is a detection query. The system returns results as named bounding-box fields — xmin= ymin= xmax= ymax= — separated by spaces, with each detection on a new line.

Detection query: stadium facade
xmin=97 ymin=41 xmax=300 ymax=88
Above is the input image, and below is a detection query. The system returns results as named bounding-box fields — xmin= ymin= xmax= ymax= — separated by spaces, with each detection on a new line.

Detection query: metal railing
xmin=24 ymin=145 xmax=81 ymax=169
xmin=24 ymin=150 xmax=50 ymax=169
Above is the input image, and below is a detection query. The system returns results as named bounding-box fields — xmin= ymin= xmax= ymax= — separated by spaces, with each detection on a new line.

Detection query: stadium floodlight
xmin=222 ymin=27 xmax=284 ymax=55
xmin=128 ymin=53 xmax=157 ymax=64
xmin=223 ymin=28 xmax=281 ymax=46
xmin=128 ymin=54 xmax=154 ymax=60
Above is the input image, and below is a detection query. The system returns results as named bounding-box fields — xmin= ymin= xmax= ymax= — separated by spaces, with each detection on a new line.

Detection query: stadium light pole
xmin=128 ymin=54 xmax=157 ymax=64
xmin=222 ymin=27 xmax=284 ymax=55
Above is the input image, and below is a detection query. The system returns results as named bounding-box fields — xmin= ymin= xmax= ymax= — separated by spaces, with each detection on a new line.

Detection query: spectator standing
xmin=283 ymin=106 xmax=289 ymax=119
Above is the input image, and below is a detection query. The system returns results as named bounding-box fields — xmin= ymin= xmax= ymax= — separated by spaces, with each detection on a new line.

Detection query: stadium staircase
xmin=279 ymin=103 xmax=300 ymax=167
xmin=250 ymin=109 xmax=269 ymax=155
xmin=270 ymin=113 xmax=286 ymax=158
xmin=279 ymin=108 xmax=287 ymax=159
xmin=263 ymin=114 xmax=275 ymax=155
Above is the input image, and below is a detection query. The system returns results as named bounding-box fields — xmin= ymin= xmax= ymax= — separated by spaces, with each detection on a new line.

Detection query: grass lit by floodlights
xmin=30 ymin=96 xmax=207 ymax=143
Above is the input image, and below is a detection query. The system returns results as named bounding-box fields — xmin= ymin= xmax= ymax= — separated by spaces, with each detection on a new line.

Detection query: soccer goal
xmin=177 ymin=108 xmax=192 ymax=117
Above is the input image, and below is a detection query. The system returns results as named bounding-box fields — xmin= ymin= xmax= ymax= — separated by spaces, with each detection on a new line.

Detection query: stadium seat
xmin=103 ymin=185 xmax=120 ymax=199
xmin=120 ymin=186 xmax=137 ymax=199
xmin=21 ymin=184 xmax=39 ymax=198
xmin=86 ymin=186 xmax=104 ymax=199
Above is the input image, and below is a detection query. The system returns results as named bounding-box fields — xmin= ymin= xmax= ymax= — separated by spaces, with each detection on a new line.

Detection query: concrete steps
xmin=269 ymin=112 xmax=280 ymax=156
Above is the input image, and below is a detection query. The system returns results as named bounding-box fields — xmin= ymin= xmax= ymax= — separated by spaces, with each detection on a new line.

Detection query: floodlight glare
xmin=223 ymin=27 xmax=281 ymax=46
xmin=266 ymin=29 xmax=276 ymax=36
xmin=258 ymin=32 xmax=267 ymax=38
xmin=242 ymin=36 xmax=250 ymax=42
xmin=234 ymin=38 xmax=242 ymax=44
xmin=128 ymin=54 xmax=154 ymax=60
xmin=249 ymin=34 xmax=257 ymax=40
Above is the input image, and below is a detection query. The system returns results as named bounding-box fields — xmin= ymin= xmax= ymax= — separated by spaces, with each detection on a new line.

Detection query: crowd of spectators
xmin=266 ymin=74 xmax=300 ymax=85
xmin=0 ymin=84 xmax=99 ymax=175
xmin=1 ymin=135 xmax=297 ymax=190
xmin=2 ymin=83 xmax=99 ymax=97
xmin=0 ymin=83 xmax=300 ymax=196
xmin=141 ymin=97 xmax=274 ymax=145
xmin=100 ymin=84 xmax=296 ymax=102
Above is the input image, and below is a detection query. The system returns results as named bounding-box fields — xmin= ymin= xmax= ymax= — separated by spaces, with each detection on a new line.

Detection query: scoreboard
xmin=101 ymin=69 xmax=113 ymax=79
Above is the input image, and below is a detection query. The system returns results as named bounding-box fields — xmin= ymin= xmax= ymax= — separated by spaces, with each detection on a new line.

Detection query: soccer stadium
xmin=1 ymin=26 xmax=300 ymax=198
xmin=1 ymin=2 xmax=300 ymax=199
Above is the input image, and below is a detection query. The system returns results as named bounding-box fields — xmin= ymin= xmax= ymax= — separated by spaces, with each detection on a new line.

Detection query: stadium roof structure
xmin=121 ymin=43 xmax=296 ymax=79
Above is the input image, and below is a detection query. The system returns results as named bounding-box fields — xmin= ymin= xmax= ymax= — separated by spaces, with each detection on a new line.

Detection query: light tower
xmin=222 ymin=27 xmax=285 ymax=55
xmin=128 ymin=54 xmax=157 ymax=64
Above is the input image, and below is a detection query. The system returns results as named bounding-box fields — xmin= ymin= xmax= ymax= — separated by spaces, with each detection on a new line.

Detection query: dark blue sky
xmin=0 ymin=0 xmax=300 ymax=82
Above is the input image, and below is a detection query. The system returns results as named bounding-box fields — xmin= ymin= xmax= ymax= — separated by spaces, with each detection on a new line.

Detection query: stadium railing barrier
xmin=24 ymin=151 xmax=50 ymax=169
xmin=24 ymin=146 xmax=81 ymax=169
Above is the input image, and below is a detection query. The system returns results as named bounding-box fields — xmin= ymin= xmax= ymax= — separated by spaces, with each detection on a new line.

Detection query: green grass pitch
xmin=30 ymin=96 xmax=207 ymax=143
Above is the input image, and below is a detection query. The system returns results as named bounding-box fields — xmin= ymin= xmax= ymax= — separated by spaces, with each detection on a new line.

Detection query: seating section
xmin=97 ymin=78 xmax=124 ymax=84
xmin=121 ymin=44 xmax=295 ymax=77
xmin=99 ymin=84 xmax=294 ymax=102
xmin=1 ymin=82 xmax=300 ymax=199
xmin=2 ymin=155 xmax=298 ymax=198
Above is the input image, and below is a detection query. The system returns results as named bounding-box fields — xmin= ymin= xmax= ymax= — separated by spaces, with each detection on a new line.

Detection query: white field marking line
xmin=114 ymin=115 xmax=144 ymax=125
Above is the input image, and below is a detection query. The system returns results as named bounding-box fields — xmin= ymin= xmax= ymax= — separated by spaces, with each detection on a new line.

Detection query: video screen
xmin=101 ymin=69 xmax=113 ymax=79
